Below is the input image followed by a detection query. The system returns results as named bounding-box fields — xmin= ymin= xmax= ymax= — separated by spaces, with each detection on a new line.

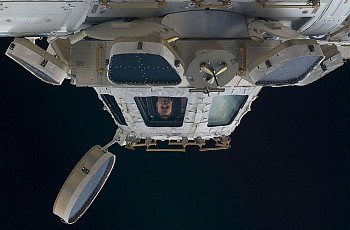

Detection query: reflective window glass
xmin=208 ymin=95 xmax=248 ymax=127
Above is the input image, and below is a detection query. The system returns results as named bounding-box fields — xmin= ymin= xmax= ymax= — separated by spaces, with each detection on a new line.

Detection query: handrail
xmin=96 ymin=45 xmax=104 ymax=74
xmin=190 ymin=0 xmax=231 ymax=9
xmin=256 ymin=0 xmax=320 ymax=13
xmin=99 ymin=0 xmax=166 ymax=9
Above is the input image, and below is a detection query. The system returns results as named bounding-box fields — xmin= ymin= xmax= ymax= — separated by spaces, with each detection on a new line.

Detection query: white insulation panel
xmin=0 ymin=0 xmax=93 ymax=36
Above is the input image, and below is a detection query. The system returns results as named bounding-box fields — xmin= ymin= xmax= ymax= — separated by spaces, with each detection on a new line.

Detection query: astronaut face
xmin=156 ymin=97 xmax=173 ymax=118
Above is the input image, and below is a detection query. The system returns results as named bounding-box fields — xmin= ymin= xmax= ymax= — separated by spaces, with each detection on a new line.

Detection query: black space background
xmin=0 ymin=37 xmax=350 ymax=230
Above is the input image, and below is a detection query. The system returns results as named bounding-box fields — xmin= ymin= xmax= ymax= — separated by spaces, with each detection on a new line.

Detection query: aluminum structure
xmin=2 ymin=0 xmax=350 ymax=223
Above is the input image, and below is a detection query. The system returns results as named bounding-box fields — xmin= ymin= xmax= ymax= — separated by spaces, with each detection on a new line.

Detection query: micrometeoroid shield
xmin=53 ymin=145 xmax=115 ymax=224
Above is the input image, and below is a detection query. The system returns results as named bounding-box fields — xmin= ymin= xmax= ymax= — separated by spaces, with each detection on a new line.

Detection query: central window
xmin=135 ymin=96 xmax=188 ymax=127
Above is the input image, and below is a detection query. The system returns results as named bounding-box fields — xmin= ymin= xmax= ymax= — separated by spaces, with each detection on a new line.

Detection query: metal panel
xmin=299 ymin=0 xmax=350 ymax=35
xmin=161 ymin=11 xmax=249 ymax=38
xmin=0 ymin=0 xmax=93 ymax=36
xmin=71 ymin=40 xmax=112 ymax=87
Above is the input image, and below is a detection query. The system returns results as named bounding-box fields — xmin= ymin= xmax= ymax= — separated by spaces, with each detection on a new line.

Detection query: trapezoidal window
xmin=100 ymin=94 xmax=127 ymax=126
xmin=108 ymin=54 xmax=181 ymax=85
xmin=134 ymin=96 xmax=187 ymax=127
xmin=208 ymin=95 xmax=248 ymax=127
xmin=256 ymin=55 xmax=322 ymax=85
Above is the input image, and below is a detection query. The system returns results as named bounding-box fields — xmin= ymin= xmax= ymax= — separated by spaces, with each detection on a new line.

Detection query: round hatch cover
xmin=53 ymin=145 xmax=115 ymax=224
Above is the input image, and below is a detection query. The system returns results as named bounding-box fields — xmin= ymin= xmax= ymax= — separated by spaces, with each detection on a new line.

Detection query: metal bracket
xmin=189 ymin=87 xmax=225 ymax=97
xmin=123 ymin=136 xmax=231 ymax=152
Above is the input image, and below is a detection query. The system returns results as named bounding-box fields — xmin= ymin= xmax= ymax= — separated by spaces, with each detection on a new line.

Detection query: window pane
xmin=256 ymin=56 xmax=322 ymax=85
xmin=100 ymin=94 xmax=127 ymax=125
xmin=108 ymin=54 xmax=181 ymax=85
xmin=208 ymin=95 xmax=248 ymax=127
xmin=135 ymin=97 xmax=187 ymax=127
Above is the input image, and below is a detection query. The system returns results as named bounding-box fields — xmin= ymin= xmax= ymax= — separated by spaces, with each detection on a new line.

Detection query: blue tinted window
xmin=257 ymin=56 xmax=322 ymax=85
xmin=108 ymin=54 xmax=181 ymax=85
xmin=101 ymin=94 xmax=127 ymax=125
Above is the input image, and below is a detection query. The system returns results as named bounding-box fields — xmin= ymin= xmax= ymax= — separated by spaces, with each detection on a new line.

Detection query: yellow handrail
xmin=256 ymin=0 xmax=320 ymax=13
xmin=190 ymin=0 xmax=231 ymax=9
xmin=100 ymin=0 xmax=166 ymax=9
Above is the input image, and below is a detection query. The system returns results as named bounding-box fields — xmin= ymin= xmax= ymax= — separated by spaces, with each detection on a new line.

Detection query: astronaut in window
xmin=156 ymin=97 xmax=173 ymax=119
xmin=153 ymin=97 xmax=188 ymax=122
xmin=135 ymin=96 xmax=187 ymax=126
